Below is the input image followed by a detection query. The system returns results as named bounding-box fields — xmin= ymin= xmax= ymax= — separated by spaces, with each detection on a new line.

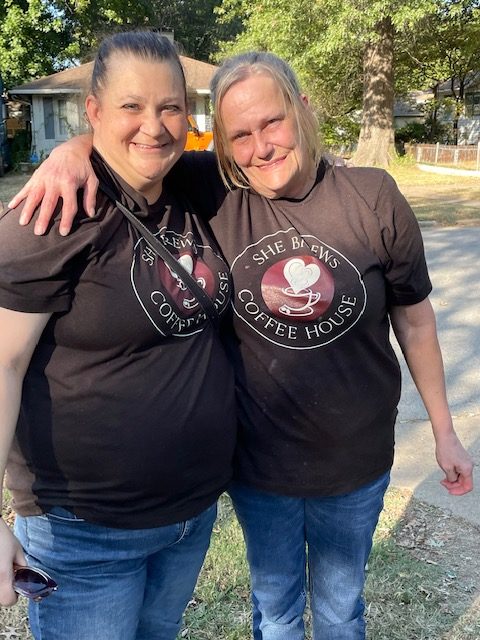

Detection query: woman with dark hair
xmin=0 ymin=31 xmax=236 ymax=640
xmin=10 ymin=51 xmax=473 ymax=640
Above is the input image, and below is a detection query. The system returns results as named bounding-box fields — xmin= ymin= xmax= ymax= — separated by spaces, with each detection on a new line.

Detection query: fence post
xmin=435 ymin=142 xmax=440 ymax=164
xmin=417 ymin=146 xmax=422 ymax=163
xmin=454 ymin=148 xmax=459 ymax=165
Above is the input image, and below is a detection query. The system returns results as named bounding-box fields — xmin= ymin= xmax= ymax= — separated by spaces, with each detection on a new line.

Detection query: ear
xmin=85 ymin=94 xmax=101 ymax=129
xmin=300 ymin=94 xmax=310 ymax=107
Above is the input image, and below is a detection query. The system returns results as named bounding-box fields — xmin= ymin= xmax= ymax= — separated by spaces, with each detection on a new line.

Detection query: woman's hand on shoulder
xmin=9 ymin=134 xmax=97 ymax=236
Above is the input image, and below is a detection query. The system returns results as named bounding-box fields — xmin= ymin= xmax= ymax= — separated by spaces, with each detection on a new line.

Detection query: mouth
xmin=257 ymin=155 xmax=287 ymax=170
xmin=131 ymin=141 xmax=170 ymax=151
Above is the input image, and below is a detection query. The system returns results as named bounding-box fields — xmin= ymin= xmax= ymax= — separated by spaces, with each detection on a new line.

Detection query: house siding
xmin=31 ymin=94 xmax=87 ymax=157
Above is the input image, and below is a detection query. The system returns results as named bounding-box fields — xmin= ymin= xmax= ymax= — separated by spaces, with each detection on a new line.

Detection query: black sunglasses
xmin=13 ymin=566 xmax=58 ymax=601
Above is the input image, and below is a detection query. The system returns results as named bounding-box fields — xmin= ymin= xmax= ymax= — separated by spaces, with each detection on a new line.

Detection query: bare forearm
xmin=0 ymin=367 xmax=24 ymax=509
xmin=10 ymin=134 xmax=97 ymax=235
xmin=398 ymin=326 xmax=452 ymax=436
xmin=391 ymin=300 xmax=473 ymax=494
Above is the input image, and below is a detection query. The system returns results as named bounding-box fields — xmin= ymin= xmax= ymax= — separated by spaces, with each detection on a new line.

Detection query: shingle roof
xmin=9 ymin=56 xmax=217 ymax=95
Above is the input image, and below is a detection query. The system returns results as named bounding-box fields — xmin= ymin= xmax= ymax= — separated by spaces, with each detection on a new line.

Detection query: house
xmin=393 ymin=90 xmax=433 ymax=129
xmin=436 ymin=71 xmax=480 ymax=144
xmin=392 ymin=72 xmax=480 ymax=144
xmin=8 ymin=56 xmax=217 ymax=158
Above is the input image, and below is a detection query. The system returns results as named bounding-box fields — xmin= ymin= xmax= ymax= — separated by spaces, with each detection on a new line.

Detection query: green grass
xmin=384 ymin=158 xmax=480 ymax=226
xmin=1 ymin=488 xmax=479 ymax=639
xmin=180 ymin=489 xmax=479 ymax=640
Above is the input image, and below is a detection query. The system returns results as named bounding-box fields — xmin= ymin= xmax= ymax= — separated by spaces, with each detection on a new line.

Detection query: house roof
xmin=437 ymin=71 xmax=480 ymax=95
xmin=9 ymin=56 xmax=217 ymax=96
xmin=393 ymin=90 xmax=433 ymax=118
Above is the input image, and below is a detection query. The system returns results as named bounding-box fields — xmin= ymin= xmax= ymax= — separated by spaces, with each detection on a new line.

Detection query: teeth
xmin=134 ymin=143 xmax=160 ymax=149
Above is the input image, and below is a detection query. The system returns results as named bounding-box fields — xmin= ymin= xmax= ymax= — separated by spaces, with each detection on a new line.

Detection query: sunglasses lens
xmin=13 ymin=567 xmax=57 ymax=599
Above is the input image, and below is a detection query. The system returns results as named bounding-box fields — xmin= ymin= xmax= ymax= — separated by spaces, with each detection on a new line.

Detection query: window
xmin=43 ymin=98 xmax=55 ymax=139
xmin=465 ymin=92 xmax=480 ymax=117
xmin=42 ymin=97 xmax=73 ymax=140
xmin=58 ymin=99 xmax=68 ymax=136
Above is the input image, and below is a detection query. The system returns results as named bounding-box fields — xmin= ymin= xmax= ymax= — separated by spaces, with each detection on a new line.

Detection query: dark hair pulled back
xmin=91 ymin=31 xmax=186 ymax=101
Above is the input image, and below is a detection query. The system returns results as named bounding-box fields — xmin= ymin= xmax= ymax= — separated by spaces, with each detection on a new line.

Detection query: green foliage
xmin=394 ymin=122 xmax=438 ymax=144
xmin=215 ymin=0 xmax=480 ymax=135
xmin=214 ymin=0 xmax=444 ymax=125
xmin=0 ymin=0 xmax=72 ymax=87
xmin=321 ymin=117 xmax=360 ymax=149
xmin=0 ymin=1 xmax=242 ymax=89
xmin=10 ymin=129 xmax=31 ymax=168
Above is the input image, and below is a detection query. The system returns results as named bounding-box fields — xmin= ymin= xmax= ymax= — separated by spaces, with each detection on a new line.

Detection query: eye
xmin=163 ymin=104 xmax=183 ymax=113
xmin=232 ymin=131 xmax=250 ymax=143
xmin=122 ymin=103 xmax=141 ymax=111
xmin=265 ymin=118 xmax=281 ymax=129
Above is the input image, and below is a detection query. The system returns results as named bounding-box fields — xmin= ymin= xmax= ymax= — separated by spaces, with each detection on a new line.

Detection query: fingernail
xmin=88 ymin=208 xmax=95 ymax=218
xmin=8 ymin=200 xmax=13 ymax=208
xmin=34 ymin=225 xmax=45 ymax=235
xmin=19 ymin=215 xmax=26 ymax=226
xmin=59 ymin=227 xmax=69 ymax=236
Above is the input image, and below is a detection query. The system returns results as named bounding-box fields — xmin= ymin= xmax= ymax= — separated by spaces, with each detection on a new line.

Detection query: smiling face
xmin=219 ymin=73 xmax=316 ymax=199
xmin=85 ymin=53 xmax=187 ymax=203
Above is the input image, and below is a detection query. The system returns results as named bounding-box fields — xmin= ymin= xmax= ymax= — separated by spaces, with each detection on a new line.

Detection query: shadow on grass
xmin=183 ymin=489 xmax=480 ymax=640
xmin=366 ymin=487 xmax=479 ymax=640
xmin=1 ymin=490 xmax=478 ymax=640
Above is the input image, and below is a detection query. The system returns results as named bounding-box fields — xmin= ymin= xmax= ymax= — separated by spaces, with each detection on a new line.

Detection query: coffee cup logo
xmin=231 ymin=229 xmax=366 ymax=349
xmin=262 ymin=256 xmax=334 ymax=320
xmin=165 ymin=254 xmax=208 ymax=311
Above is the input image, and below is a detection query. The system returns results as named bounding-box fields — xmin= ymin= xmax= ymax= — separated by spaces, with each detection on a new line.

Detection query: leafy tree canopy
xmin=215 ymin=0 xmax=480 ymax=164
xmin=0 ymin=0 xmax=241 ymax=88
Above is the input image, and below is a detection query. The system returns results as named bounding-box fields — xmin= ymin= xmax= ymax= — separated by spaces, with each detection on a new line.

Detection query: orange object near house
xmin=185 ymin=114 xmax=213 ymax=151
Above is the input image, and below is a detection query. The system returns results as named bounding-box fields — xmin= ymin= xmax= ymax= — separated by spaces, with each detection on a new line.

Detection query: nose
xmin=140 ymin=111 xmax=167 ymax=138
xmin=252 ymin=130 xmax=273 ymax=159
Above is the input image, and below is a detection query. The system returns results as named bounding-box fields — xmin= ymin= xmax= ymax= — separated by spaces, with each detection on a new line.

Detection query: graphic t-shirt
xmin=0 ymin=152 xmax=236 ymax=528
xmin=170 ymin=154 xmax=432 ymax=496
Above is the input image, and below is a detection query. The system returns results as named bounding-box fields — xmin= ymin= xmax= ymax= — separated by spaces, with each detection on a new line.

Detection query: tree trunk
xmin=352 ymin=18 xmax=396 ymax=168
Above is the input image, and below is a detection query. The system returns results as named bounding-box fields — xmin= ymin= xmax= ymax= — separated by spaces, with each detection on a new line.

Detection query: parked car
xmin=185 ymin=114 xmax=214 ymax=151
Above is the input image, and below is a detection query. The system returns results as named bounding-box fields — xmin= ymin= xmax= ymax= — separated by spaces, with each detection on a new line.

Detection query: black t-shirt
xmin=0 ymin=152 xmax=236 ymax=528
xmin=170 ymin=154 xmax=432 ymax=496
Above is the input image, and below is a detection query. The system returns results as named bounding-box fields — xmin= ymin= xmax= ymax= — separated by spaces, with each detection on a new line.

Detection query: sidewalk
xmin=390 ymin=226 xmax=479 ymax=528
xmin=391 ymin=415 xmax=479 ymax=526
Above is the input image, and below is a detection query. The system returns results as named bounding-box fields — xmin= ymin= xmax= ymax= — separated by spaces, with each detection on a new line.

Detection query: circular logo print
xmin=261 ymin=256 xmax=334 ymax=321
xmin=231 ymin=229 xmax=366 ymax=349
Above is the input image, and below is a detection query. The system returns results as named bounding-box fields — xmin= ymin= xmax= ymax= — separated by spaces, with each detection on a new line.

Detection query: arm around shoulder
xmin=9 ymin=134 xmax=96 ymax=236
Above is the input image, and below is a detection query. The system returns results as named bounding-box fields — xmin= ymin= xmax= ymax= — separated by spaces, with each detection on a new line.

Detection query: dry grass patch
xmin=387 ymin=161 xmax=480 ymax=226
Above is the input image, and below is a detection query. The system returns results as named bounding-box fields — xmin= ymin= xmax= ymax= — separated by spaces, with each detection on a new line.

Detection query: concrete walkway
xmin=390 ymin=226 xmax=480 ymax=526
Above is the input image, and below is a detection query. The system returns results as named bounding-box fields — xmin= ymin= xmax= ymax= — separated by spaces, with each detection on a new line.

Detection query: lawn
xmin=1 ymin=489 xmax=479 ymax=639
xmin=388 ymin=160 xmax=480 ymax=226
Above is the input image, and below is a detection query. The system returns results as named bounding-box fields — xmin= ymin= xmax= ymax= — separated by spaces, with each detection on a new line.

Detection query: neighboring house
xmin=8 ymin=56 xmax=217 ymax=158
xmin=393 ymin=73 xmax=480 ymax=144
xmin=393 ymin=90 xmax=433 ymax=129
xmin=436 ymin=71 xmax=480 ymax=144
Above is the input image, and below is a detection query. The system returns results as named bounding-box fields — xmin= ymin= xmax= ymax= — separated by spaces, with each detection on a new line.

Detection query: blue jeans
xmin=229 ymin=472 xmax=390 ymax=640
xmin=14 ymin=503 xmax=217 ymax=640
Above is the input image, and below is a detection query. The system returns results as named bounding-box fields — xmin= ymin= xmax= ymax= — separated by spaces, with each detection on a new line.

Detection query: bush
xmin=11 ymin=129 xmax=31 ymax=169
xmin=395 ymin=122 xmax=429 ymax=144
